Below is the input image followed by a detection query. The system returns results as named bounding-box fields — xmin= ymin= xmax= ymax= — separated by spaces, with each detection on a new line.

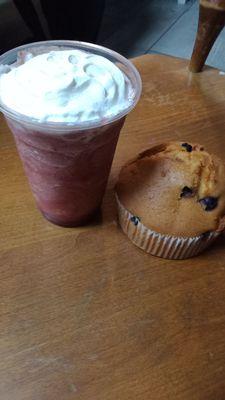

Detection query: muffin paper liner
xmin=116 ymin=195 xmax=220 ymax=260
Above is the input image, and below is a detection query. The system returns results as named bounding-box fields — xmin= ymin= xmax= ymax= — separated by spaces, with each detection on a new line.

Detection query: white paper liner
xmin=116 ymin=195 xmax=220 ymax=259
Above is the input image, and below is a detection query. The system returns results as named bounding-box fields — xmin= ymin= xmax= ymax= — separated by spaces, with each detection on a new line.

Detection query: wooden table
xmin=1 ymin=54 xmax=225 ymax=400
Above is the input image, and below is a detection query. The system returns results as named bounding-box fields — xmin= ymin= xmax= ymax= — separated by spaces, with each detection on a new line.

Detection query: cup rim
xmin=0 ymin=40 xmax=142 ymax=131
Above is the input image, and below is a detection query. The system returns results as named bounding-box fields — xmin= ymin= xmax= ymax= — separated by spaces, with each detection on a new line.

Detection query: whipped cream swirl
xmin=0 ymin=49 xmax=134 ymax=123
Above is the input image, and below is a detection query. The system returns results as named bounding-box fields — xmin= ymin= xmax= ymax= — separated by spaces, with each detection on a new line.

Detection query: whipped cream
xmin=0 ymin=49 xmax=134 ymax=123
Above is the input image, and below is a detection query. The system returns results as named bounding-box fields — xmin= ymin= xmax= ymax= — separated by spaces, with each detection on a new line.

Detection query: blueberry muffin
xmin=115 ymin=142 xmax=225 ymax=259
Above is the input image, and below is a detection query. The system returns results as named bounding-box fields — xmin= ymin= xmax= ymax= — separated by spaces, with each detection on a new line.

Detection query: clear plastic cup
xmin=0 ymin=41 xmax=142 ymax=226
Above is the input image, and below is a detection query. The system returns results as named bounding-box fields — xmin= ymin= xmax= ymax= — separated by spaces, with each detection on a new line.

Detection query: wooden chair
xmin=189 ymin=0 xmax=225 ymax=72
xmin=2 ymin=2 xmax=225 ymax=399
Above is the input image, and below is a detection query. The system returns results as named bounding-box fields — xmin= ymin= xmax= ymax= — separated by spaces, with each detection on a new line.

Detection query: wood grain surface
xmin=0 ymin=54 xmax=225 ymax=400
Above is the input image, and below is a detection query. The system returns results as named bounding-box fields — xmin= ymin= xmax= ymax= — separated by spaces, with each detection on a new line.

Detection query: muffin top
xmin=116 ymin=142 xmax=225 ymax=237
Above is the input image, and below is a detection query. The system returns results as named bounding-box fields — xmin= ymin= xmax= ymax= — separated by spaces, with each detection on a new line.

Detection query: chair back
xmin=189 ymin=0 xmax=225 ymax=72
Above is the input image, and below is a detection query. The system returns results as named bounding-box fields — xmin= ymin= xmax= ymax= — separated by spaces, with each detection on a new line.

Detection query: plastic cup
xmin=0 ymin=41 xmax=142 ymax=226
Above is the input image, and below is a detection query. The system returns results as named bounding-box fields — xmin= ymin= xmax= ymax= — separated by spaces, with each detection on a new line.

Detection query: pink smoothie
xmin=7 ymin=117 xmax=125 ymax=226
xmin=0 ymin=41 xmax=141 ymax=226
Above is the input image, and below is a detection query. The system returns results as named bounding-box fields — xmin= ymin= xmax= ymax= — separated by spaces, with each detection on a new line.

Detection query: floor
xmin=1 ymin=0 xmax=225 ymax=70
xmin=97 ymin=0 xmax=225 ymax=71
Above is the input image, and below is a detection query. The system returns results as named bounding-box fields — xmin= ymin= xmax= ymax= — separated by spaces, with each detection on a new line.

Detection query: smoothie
xmin=0 ymin=41 xmax=141 ymax=226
